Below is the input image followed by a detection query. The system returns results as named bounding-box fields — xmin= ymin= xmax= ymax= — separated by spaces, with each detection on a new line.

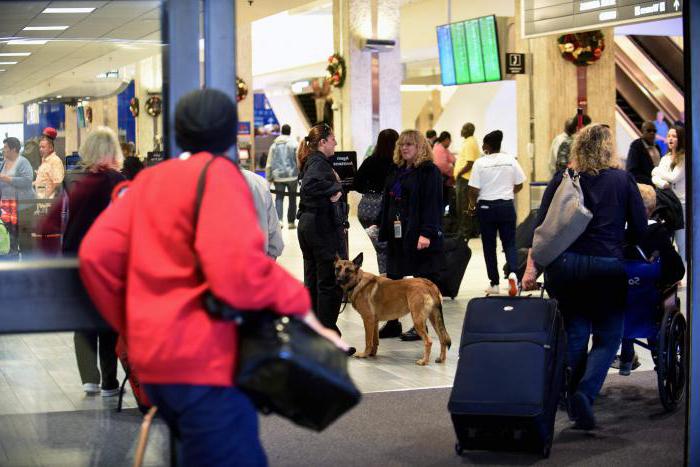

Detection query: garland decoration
xmin=237 ymin=76 xmax=248 ymax=102
xmin=326 ymin=53 xmax=346 ymax=88
xmin=557 ymin=30 xmax=605 ymax=66
xmin=146 ymin=96 xmax=162 ymax=117
xmin=129 ymin=97 xmax=140 ymax=117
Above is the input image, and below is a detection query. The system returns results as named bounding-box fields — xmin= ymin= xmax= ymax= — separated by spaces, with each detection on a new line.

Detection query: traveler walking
xmin=267 ymin=124 xmax=299 ymax=228
xmin=79 ymin=90 xmax=348 ymax=466
xmin=34 ymin=127 xmax=65 ymax=199
xmin=468 ymin=130 xmax=525 ymax=296
xmin=525 ymin=124 xmax=647 ymax=430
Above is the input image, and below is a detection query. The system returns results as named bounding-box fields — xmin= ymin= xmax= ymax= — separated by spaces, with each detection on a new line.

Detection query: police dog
xmin=334 ymin=253 xmax=451 ymax=366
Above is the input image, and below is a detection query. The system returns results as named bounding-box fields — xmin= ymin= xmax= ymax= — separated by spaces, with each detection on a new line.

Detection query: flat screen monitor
xmin=436 ymin=15 xmax=501 ymax=86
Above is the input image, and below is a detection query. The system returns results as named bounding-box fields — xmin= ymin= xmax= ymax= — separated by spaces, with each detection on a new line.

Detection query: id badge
xmin=393 ymin=219 xmax=402 ymax=239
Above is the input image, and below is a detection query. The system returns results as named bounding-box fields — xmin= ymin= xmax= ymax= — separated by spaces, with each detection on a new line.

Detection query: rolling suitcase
xmin=439 ymin=235 xmax=472 ymax=299
xmin=448 ymin=294 xmax=566 ymax=458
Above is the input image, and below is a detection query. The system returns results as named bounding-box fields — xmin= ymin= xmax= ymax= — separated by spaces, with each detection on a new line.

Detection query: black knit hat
xmin=175 ymin=89 xmax=237 ymax=154
xmin=483 ymin=130 xmax=503 ymax=151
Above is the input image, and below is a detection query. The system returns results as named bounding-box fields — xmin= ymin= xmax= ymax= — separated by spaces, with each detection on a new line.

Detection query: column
xmin=333 ymin=0 xmax=401 ymax=157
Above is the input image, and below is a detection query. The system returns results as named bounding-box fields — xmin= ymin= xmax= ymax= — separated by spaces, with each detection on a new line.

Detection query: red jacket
xmin=79 ymin=152 xmax=310 ymax=386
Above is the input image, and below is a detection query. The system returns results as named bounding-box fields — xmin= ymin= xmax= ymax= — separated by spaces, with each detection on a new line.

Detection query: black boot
xmin=400 ymin=327 xmax=421 ymax=341
xmin=378 ymin=320 xmax=402 ymax=338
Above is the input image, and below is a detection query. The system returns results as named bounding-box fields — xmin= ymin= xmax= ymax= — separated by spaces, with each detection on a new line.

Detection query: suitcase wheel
xmin=455 ymin=443 xmax=464 ymax=456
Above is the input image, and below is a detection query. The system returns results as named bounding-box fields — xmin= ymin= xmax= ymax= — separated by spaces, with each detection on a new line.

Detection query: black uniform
xmin=297 ymin=152 xmax=345 ymax=333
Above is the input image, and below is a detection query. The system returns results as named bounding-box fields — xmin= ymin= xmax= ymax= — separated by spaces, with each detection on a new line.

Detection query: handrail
xmin=614 ymin=37 xmax=683 ymax=122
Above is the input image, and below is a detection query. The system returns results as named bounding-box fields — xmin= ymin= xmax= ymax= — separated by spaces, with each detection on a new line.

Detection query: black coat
xmin=624 ymin=222 xmax=685 ymax=290
xmin=298 ymin=152 xmax=343 ymax=234
xmin=353 ymin=154 xmax=395 ymax=194
xmin=626 ymin=138 xmax=661 ymax=185
xmin=379 ymin=161 xmax=444 ymax=277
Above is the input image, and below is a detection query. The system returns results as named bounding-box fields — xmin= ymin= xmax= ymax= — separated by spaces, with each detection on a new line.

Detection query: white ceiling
xmin=0 ymin=1 xmax=162 ymax=106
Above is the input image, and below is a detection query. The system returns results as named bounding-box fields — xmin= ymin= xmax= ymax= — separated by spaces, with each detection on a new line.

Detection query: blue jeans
xmin=545 ymin=252 xmax=627 ymax=403
xmin=144 ymin=384 xmax=267 ymax=467
xmin=476 ymin=199 xmax=517 ymax=285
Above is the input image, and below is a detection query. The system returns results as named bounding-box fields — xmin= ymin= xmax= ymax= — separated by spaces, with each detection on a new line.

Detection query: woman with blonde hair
xmin=524 ymin=123 xmax=647 ymax=430
xmin=377 ymin=130 xmax=444 ymax=340
xmin=652 ymin=126 xmax=686 ymax=267
xmin=40 ymin=126 xmax=126 ymax=395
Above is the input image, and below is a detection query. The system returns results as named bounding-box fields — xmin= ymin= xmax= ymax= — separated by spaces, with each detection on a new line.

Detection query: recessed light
xmin=0 ymin=52 xmax=31 ymax=57
xmin=42 ymin=7 xmax=96 ymax=14
xmin=8 ymin=40 xmax=49 ymax=45
xmin=0 ymin=70 xmax=5 ymax=72
xmin=23 ymin=26 xmax=69 ymax=31
xmin=56 ymin=95 xmax=62 ymax=98
xmin=0 ymin=61 xmax=18 ymax=65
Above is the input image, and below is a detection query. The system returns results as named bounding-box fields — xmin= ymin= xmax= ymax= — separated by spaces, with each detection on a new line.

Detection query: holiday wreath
xmin=326 ymin=53 xmax=346 ymax=88
xmin=557 ymin=30 xmax=605 ymax=66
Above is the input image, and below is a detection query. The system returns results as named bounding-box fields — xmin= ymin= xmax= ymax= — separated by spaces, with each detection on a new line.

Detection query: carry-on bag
xmin=439 ymin=235 xmax=472 ymax=299
xmin=448 ymin=294 xmax=566 ymax=458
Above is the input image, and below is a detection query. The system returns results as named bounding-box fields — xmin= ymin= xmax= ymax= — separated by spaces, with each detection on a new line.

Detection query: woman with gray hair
xmin=40 ymin=126 xmax=125 ymax=395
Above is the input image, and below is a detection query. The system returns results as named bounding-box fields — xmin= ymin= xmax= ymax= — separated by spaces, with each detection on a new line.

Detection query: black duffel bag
xmin=196 ymin=156 xmax=361 ymax=431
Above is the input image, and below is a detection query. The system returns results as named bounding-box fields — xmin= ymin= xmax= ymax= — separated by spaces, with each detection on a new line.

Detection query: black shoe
xmin=346 ymin=347 xmax=356 ymax=357
xmin=400 ymin=327 xmax=421 ymax=341
xmin=378 ymin=320 xmax=402 ymax=338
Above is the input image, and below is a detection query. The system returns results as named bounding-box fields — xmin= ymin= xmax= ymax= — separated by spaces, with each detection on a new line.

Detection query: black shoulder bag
xmin=194 ymin=156 xmax=361 ymax=431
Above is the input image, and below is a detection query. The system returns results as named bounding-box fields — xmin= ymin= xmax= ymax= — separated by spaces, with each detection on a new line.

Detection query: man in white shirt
xmin=468 ymin=130 xmax=526 ymax=296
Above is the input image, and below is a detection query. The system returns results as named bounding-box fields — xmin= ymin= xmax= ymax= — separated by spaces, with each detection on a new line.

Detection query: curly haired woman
xmin=524 ymin=124 xmax=647 ymax=430
xmin=377 ymin=130 xmax=444 ymax=340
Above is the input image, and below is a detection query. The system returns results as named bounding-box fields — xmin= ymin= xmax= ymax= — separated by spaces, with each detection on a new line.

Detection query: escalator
xmin=614 ymin=35 xmax=684 ymax=137
xmin=294 ymin=92 xmax=317 ymax=127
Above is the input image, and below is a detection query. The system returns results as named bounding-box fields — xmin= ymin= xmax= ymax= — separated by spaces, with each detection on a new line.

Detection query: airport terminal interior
xmin=0 ymin=0 xmax=697 ymax=465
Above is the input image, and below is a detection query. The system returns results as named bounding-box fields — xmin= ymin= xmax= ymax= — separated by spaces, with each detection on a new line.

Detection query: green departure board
xmin=450 ymin=22 xmax=469 ymax=85
xmin=436 ymin=15 xmax=501 ymax=86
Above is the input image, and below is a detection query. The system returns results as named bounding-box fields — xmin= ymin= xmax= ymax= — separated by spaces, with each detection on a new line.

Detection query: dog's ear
xmin=352 ymin=252 xmax=363 ymax=268
xmin=334 ymin=253 xmax=341 ymax=264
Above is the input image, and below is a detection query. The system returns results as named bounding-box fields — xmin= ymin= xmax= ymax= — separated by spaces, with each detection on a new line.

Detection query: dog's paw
xmin=354 ymin=352 xmax=370 ymax=359
xmin=416 ymin=359 xmax=428 ymax=366
xmin=435 ymin=357 xmax=445 ymax=363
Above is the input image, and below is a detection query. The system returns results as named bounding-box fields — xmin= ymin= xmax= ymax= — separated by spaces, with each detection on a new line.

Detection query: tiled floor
xmin=0 ymin=213 xmax=676 ymax=417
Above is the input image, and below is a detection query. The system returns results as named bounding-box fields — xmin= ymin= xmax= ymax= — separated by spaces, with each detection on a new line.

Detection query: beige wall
xmin=0 ymin=105 xmax=23 ymax=123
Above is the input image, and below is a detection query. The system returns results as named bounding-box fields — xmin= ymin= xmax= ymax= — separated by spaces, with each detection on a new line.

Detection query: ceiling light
xmin=42 ymin=7 xmax=96 ymax=14
xmin=23 ymin=26 xmax=69 ymax=31
xmin=0 ymin=61 xmax=18 ymax=65
xmin=8 ymin=40 xmax=49 ymax=45
xmin=0 ymin=52 xmax=31 ymax=57
xmin=0 ymin=70 xmax=5 ymax=72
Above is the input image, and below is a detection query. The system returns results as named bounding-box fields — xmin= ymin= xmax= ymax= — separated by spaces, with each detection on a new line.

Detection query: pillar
xmin=332 ymin=0 xmax=402 ymax=157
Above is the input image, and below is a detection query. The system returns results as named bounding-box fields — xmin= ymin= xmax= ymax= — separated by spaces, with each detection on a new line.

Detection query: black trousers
xmin=297 ymin=212 xmax=343 ymax=334
xmin=74 ymin=330 xmax=119 ymax=389
xmin=477 ymin=199 xmax=517 ymax=286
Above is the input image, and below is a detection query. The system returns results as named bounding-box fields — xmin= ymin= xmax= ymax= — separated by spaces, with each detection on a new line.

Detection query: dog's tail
xmin=434 ymin=301 xmax=451 ymax=350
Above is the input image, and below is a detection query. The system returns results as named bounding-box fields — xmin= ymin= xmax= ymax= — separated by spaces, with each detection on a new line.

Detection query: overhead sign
xmin=522 ymin=0 xmax=683 ymax=38
xmin=506 ymin=53 xmax=526 ymax=74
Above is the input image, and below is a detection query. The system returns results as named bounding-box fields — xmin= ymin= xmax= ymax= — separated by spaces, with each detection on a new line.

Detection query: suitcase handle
xmin=518 ymin=281 xmax=545 ymax=299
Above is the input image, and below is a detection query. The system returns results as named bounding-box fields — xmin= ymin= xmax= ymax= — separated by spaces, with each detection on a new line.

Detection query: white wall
xmin=433 ymin=81 xmax=517 ymax=156
xmin=0 ymin=105 xmax=23 ymax=123
xmin=263 ymin=89 xmax=310 ymax=141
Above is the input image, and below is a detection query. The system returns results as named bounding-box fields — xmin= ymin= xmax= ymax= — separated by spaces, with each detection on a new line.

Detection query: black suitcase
xmin=439 ymin=235 xmax=471 ymax=299
xmin=448 ymin=295 xmax=566 ymax=458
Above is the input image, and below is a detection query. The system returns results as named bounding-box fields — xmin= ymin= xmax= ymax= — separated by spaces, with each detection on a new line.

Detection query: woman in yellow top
xmin=34 ymin=127 xmax=65 ymax=199
xmin=454 ymin=123 xmax=480 ymax=239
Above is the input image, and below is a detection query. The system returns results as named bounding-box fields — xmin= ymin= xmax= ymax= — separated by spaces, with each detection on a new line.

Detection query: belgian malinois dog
xmin=334 ymin=253 xmax=451 ymax=366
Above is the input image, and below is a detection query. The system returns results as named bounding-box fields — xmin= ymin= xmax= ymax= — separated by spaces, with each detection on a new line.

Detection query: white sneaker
xmin=83 ymin=383 xmax=100 ymax=394
xmin=485 ymin=285 xmax=500 ymax=296
xmin=101 ymin=387 xmax=120 ymax=397
xmin=508 ymin=272 xmax=518 ymax=297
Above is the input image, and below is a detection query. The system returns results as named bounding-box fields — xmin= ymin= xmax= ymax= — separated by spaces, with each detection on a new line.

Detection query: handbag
xmin=531 ymin=170 xmax=592 ymax=268
xmin=194 ymin=155 xmax=361 ymax=431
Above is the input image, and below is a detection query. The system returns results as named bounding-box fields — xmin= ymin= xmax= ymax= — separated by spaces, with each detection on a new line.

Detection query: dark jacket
xmin=40 ymin=169 xmax=125 ymax=254
xmin=627 ymin=138 xmax=662 ymax=185
xmin=624 ymin=222 xmax=685 ymax=290
xmin=298 ymin=152 xmax=343 ymax=234
xmin=537 ymin=168 xmax=647 ymax=259
xmin=353 ymin=154 xmax=395 ymax=194
xmin=379 ymin=161 xmax=444 ymax=276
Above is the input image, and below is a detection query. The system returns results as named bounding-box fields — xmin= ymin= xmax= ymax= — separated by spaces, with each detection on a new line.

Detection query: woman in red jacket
xmin=79 ymin=89 xmax=347 ymax=466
